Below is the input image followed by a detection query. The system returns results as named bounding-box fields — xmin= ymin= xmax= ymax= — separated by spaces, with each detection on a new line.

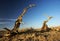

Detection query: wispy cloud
xmin=0 ymin=19 xmax=16 ymax=21
xmin=0 ymin=19 xmax=16 ymax=24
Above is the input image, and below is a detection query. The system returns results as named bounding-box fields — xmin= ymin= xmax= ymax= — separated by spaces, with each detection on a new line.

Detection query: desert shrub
xmin=18 ymin=39 xmax=24 ymax=41
xmin=35 ymin=39 xmax=39 ymax=41
xmin=25 ymin=37 xmax=34 ymax=41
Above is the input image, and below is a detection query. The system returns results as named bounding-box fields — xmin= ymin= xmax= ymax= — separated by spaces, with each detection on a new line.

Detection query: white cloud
xmin=0 ymin=19 xmax=16 ymax=24
xmin=0 ymin=19 xmax=16 ymax=21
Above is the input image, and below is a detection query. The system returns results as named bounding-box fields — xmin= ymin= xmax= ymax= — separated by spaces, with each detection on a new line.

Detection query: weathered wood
xmin=41 ymin=16 xmax=52 ymax=32
xmin=12 ymin=4 xmax=35 ymax=33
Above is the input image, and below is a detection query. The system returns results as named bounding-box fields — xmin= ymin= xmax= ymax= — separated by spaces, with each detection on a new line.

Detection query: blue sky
xmin=0 ymin=0 xmax=60 ymax=29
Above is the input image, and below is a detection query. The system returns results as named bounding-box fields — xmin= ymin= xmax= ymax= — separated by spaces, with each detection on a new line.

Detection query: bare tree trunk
xmin=12 ymin=4 xmax=35 ymax=33
xmin=41 ymin=16 xmax=52 ymax=32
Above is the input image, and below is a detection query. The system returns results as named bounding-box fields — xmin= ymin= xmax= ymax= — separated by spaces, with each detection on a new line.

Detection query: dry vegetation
xmin=0 ymin=27 xmax=60 ymax=41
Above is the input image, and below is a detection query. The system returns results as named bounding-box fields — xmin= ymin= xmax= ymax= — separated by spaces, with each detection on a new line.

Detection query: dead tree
xmin=3 ymin=28 xmax=11 ymax=34
xmin=11 ymin=4 xmax=35 ymax=33
xmin=3 ymin=4 xmax=35 ymax=37
xmin=41 ymin=16 xmax=52 ymax=32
